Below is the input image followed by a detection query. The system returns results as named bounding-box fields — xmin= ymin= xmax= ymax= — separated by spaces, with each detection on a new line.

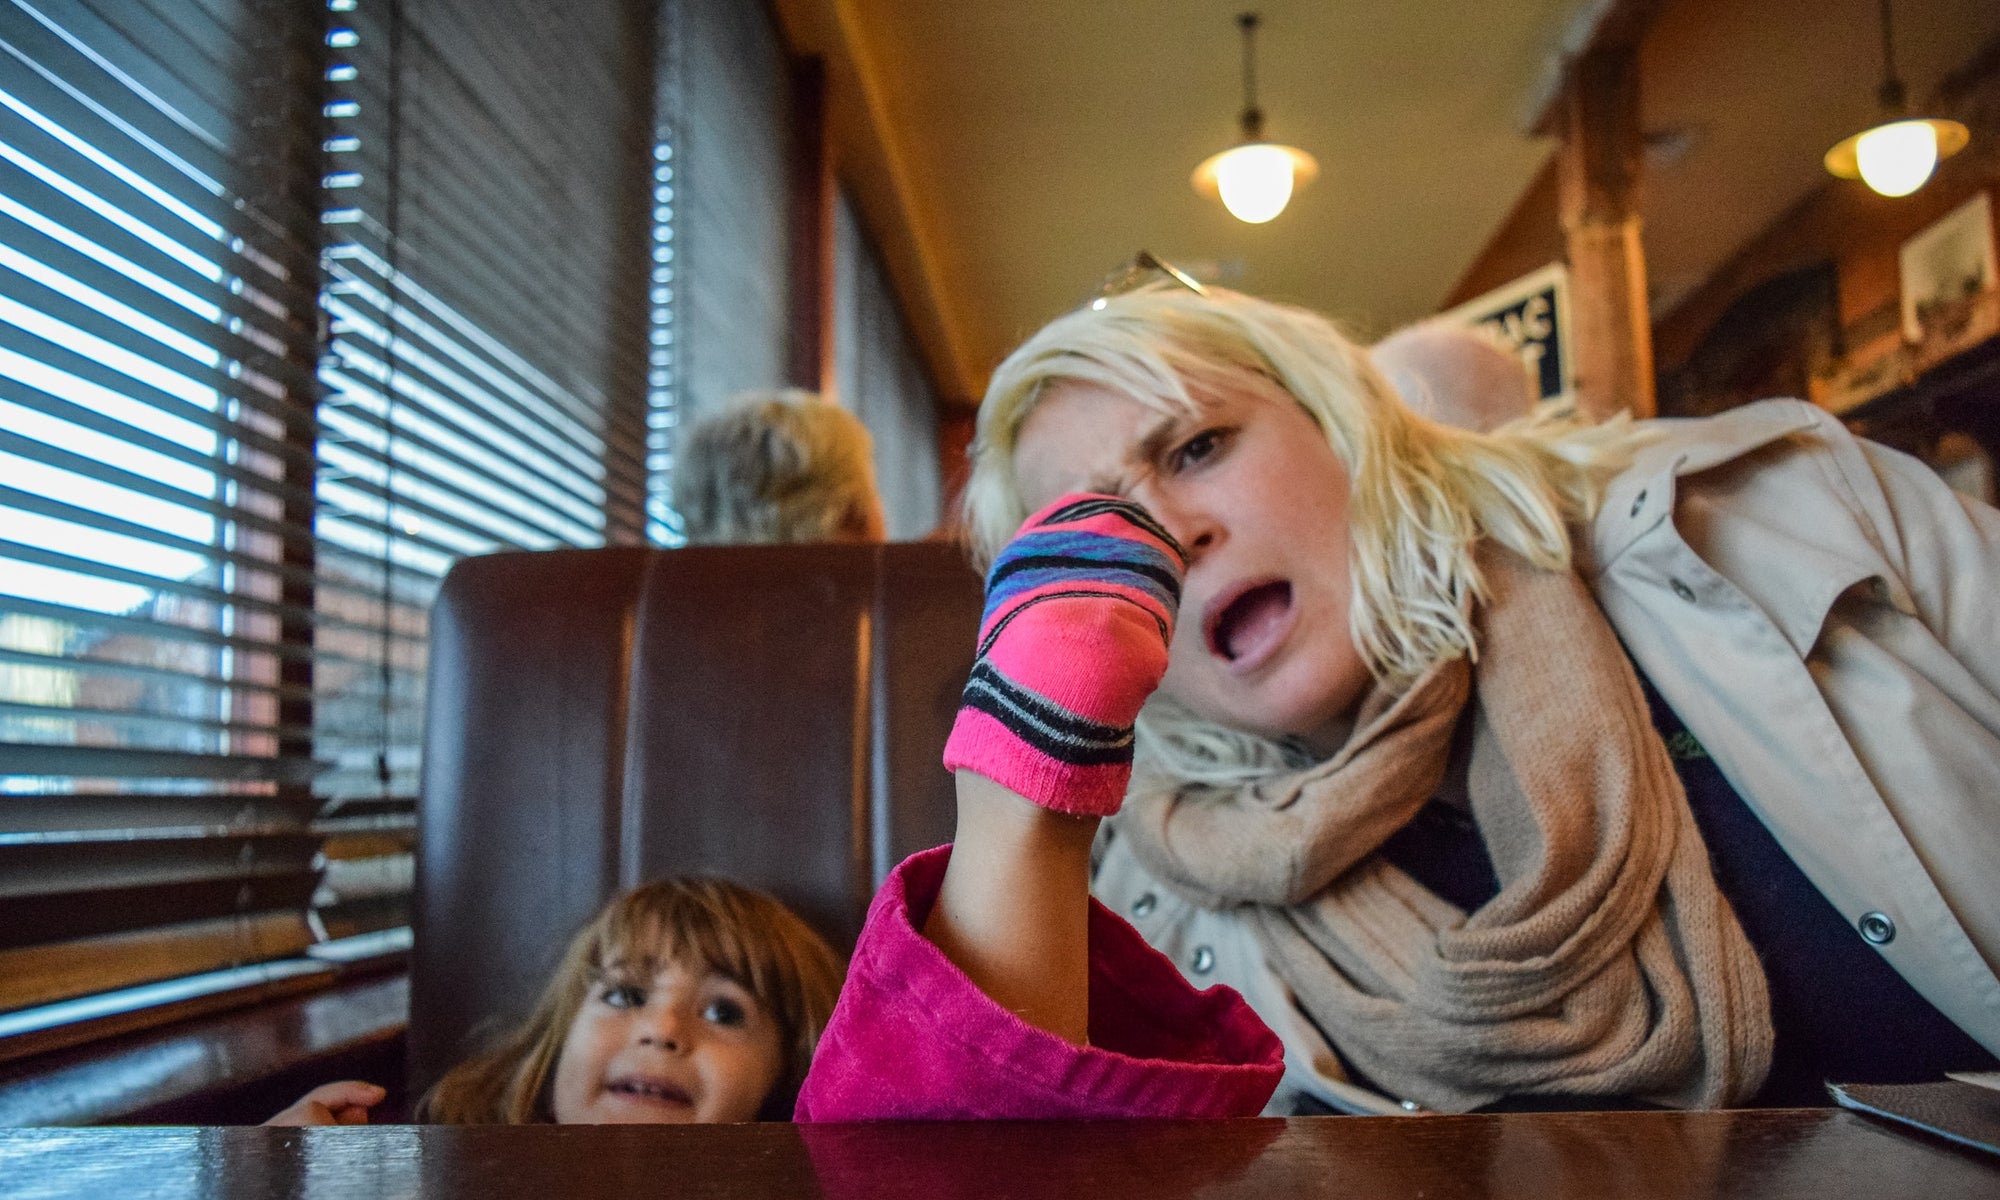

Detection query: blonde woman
xmin=801 ymin=281 xmax=1998 ymax=1121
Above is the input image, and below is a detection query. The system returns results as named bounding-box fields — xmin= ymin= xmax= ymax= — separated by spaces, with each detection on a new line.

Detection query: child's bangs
xmin=590 ymin=881 xmax=775 ymax=999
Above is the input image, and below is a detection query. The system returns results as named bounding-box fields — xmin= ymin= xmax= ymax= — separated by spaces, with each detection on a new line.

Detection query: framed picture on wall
xmin=1899 ymin=190 xmax=1997 ymax=345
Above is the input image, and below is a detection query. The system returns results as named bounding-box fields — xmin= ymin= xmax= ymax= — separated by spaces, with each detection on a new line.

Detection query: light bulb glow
xmin=1855 ymin=120 xmax=1939 ymax=196
xmin=1211 ymin=144 xmax=1297 ymax=223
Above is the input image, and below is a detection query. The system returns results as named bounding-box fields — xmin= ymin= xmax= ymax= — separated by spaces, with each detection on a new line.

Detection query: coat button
xmin=1670 ymin=579 xmax=1697 ymax=603
xmin=1190 ymin=946 xmax=1215 ymax=974
xmin=1629 ymin=489 xmax=1647 ymax=518
xmin=1858 ymin=911 xmax=1896 ymax=945
xmin=1131 ymin=892 xmax=1156 ymax=918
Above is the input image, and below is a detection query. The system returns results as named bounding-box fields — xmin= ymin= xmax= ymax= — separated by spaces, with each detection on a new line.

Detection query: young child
xmin=797 ymin=495 xmax=1286 ymax=1121
xmin=269 ymin=876 xmax=846 ymax=1125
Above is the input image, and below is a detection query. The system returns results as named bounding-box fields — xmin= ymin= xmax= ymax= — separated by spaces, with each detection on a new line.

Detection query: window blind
xmin=0 ymin=0 xmax=658 ymax=1057
xmin=313 ymin=0 xmax=653 ymax=950
xmin=0 ymin=0 xmax=335 ymax=1048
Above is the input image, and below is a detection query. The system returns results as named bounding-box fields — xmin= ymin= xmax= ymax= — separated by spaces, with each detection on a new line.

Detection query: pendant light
xmin=1824 ymin=0 xmax=1968 ymax=197
xmin=1192 ymin=13 xmax=1318 ymax=224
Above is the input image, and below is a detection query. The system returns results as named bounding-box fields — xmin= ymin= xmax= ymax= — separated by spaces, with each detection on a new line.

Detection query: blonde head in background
xmin=1371 ymin=320 xmax=1540 ymax=433
xmin=674 ymin=389 xmax=887 ymax=545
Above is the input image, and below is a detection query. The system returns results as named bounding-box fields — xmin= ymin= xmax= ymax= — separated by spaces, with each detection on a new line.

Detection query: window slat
xmin=0 ymin=740 xmax=325 ymax=785
xmin=0 ymin=909 xmax=316 ymax=1013
xmin=0 ymin=790 xmax=318 ymax=836
xmin=0 ymin=870 xmax=323 ymax=951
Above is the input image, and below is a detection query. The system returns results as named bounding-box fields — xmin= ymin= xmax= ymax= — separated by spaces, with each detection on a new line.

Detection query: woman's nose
xmin=1140 ymin=492 xmax=1219 ymax=562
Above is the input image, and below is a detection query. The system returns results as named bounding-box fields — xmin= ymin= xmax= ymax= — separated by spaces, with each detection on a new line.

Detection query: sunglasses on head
xmin=1089 ymin=250 xmax=1208 ymax=309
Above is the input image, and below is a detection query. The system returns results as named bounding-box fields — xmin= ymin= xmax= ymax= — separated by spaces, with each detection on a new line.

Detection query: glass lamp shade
xmin=1192 ymin=142 xmax=1319 ymax=224
xmin=1856 ymin=120 xmax=1937 ymax=196
xmin=1825 ymin=117 xmax=1969 ymax=197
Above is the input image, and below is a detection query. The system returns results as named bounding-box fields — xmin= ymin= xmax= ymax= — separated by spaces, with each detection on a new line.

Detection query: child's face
xmin=549 ymin=953 xmax=785 ymax=1124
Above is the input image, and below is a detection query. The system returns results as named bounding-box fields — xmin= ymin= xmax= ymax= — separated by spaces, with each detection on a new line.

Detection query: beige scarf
xmin=1115 ymin=545 xmax=1773 ymax=1111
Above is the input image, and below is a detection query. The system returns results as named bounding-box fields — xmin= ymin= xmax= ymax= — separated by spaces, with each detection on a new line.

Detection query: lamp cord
xmin=1877 ymin=0 xmax=1907 ymax=112
xmin=376 ymin=0 xmax=403 ymax=794
xmin=1237 ymin=11 xmax=1263 ymax=138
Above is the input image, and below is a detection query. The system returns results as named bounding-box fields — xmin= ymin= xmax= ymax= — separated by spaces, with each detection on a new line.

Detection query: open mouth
xmin=605 ymin=1076 xmax=693 ymax=1107
xmin=1205 ymin=581 xmax=1294 ymax=668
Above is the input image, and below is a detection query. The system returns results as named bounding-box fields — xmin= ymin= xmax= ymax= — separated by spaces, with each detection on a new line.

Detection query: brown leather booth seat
xmin=411 ymin=542 xmax=981 ymax=1094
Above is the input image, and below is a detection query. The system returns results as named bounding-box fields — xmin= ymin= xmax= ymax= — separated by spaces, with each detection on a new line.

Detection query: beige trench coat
xmin=1094 ymin=399 xmax=2000 ymax=1114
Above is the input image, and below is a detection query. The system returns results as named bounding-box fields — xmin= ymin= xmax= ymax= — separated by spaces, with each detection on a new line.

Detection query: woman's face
xmin=549 ymin=953 xmax=784 ymax=1124
xmin=1011 ymin=370 xmax=1371 ymax=748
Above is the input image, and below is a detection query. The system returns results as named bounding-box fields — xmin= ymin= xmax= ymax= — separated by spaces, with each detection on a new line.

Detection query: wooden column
xmin=787 ymin=55 xmax=836 ymax=396
xmin=1557 ymin=47 xmax=1655 ymax=420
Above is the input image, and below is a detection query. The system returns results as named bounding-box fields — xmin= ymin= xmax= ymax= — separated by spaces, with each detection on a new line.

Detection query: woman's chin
xmin=1183 ymin=677 xmax=1364 ymax=754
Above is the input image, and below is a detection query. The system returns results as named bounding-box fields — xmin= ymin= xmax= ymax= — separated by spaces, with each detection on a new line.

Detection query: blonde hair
xmin=965 ymin=285 xmax=1652 ymax=782
xmin=673 ymin=389 xmax=885 ymax=545
xmin=417 ymin=877 xmax=846 ymax=1124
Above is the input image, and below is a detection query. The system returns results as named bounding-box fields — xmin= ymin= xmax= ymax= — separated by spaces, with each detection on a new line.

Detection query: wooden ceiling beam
xmin=1517 ymin=0 xmax=1672 ymax=137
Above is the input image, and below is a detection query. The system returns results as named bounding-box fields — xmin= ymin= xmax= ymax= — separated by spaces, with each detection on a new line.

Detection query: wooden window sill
xmin=0 ymin=971 xmax=408 ymax=1127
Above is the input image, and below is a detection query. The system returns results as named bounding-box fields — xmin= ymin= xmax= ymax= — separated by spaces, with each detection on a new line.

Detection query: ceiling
xmin=777 ymin=0 xmax=2000 ymax=405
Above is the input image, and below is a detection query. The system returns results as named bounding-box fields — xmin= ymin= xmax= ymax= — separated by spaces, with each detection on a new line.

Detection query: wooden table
xmin=3 ymin=1109 xmax=1995 ymax=1199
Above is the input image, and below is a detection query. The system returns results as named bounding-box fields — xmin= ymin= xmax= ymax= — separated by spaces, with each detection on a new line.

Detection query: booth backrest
xmin=410 ymin=542 xmax=981 ymax=1093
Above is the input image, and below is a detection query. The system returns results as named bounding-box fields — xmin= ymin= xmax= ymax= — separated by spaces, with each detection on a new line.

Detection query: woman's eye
xmin=1170 ymin=429 xmax=1227 ymax=471
xmin=701 ymin=997 xmax=747 ymax=1027
xmin=600 ymin=984 xmax=646 ymax=1009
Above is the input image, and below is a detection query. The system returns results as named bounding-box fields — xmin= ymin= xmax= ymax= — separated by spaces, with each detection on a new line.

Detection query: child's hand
xmin=263 ymin=1080 xmax=387 ymax=1126
xmin=942 ymin=493 xmax=1185 ymax=816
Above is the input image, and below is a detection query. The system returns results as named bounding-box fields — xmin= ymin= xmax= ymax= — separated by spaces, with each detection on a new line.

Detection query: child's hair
xmin=416 ymin=877 xmax=847 ymax=1123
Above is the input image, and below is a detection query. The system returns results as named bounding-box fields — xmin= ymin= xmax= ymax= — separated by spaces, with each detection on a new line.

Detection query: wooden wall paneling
xmin=1441 ymin=156 xmax=1564 ymax=311
xmin=1652 ymin=45 xmax=2000 ymax=419
xmin=788 ymin=55 xmax=835 ymax=396
xmin=935 ymin=408 xmax=976 ymax=532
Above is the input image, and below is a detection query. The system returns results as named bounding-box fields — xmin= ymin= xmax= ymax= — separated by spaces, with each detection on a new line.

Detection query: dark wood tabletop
xmin=3 ymin=1108 xmax=1997 ymax=1200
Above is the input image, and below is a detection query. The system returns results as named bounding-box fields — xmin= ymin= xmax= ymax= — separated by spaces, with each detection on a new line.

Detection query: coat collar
xmin=1586 ymin=399 xmax=1916 ymax=658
